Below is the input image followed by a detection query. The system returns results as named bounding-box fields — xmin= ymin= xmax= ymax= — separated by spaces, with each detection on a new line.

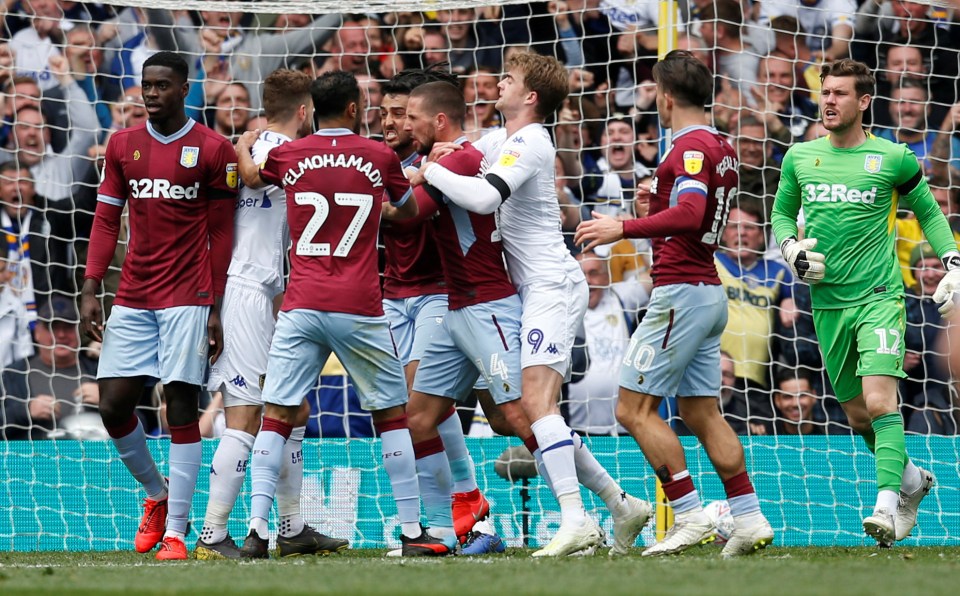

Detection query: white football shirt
xmin=228 ymin=130 xmax=290 ymax=293
xmin=479 ymin=124 xmax=583 ymax=287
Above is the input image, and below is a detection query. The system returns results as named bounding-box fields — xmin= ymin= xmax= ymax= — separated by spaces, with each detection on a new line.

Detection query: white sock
xmin=531 ymin=415 xmax=584 ymax=525
xmin=380 ymin=427 xmax=421 ymax=537
xmin=570 ymin=431 xmax=622 ymax=513
xmin=277 ymin=426 xmax=306 ymax=538
xmin=531 ymin=448 xmax=556 ymax=496
xmin=901 ymin=459 xmax=923 ymax=494
xmin=876 ymin=489 xmax=899 ymax=514
xmin=167 ymin=439 xmax=202 ymax=537
xmin=249 ymin=430 xmax=288 ymax=526
xmin=438 ymin=411 xmax=477 ymax=494
xmin=201 ymin=429 xmax=254 ymax=544
xmin=112 ymin=420 xmax=167 ymax=500
xmin=249 ymin=517 xmax=269 ymax=540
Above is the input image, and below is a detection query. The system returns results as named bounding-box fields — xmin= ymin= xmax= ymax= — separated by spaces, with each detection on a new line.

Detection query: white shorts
xmin=207 ymin=277 xmax=277 ymax=407
xmin=98 ymin=304 xmax=209 ymax=385
xmin=517 ymin=274 xmax=588 ymax=381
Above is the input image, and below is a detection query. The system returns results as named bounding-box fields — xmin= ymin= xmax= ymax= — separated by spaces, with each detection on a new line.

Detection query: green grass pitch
xmin=2 ymin=547 xmax=959 ymax=596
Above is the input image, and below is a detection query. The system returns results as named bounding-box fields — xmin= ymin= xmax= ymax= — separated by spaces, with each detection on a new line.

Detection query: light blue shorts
xmin=98 ymin=304 xmax=210 ymax=386
xmin=383 ymin=294 xmax=448 ymax=365
xmin=413 ymin=295 xmax=522 ymax=405
xmin=619 ymin=284 xmax=727 ymax=398
xmin=262 ymin=309 xmax=407 ymax=411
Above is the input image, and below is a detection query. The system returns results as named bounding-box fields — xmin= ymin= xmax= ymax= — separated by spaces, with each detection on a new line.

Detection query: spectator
xmin=855 ymin=0 xmax=959 ymax=112
xmin=146 ymin=9 xmax=340 ymax=112
xmin=766 ymin=15 xmax=821 ymax=100
xmin=0 ymin=160 xmax=76 ymax=318
xmin=8 ymin=0 xmax=64 ymax=91
xmin=581 ymin=114 xmax=652 ymax=220
xmin=896 ymin=173 xmax=960 ymax=289
xmin=331 ymin=20 xmax=372 ymax=75
xmin=356 ymin=74 xmax=383 ymax=139
xmin=0 ymin=253 xmax=32 ymax=370
xmin=567 ymin=250 xmax=650 ymax=435
xmin=874 ymin=78 xmax=936 ymax=170
xmin=435 ymin=8 xmax=504 ymax=74
xmin=1 ymin=296 xmax=99 ymax=440
xmin=699 ymin=0 xmax=759 ymax=97
xmin=462 ymin=65 xmax=501 ymax=139
xmin=871 ymin=43 xmax=928 ymax=129
xmin=751 ymin=53 xmax=818 ymax=162
xmin=930 ymin=102 xmax=960 ymax=179
xmin=207 ymin=81 xmax=251 ymax=143
xmin=0 ymin=54 xmax=98 ymax=206
xmin=760 ymin=0 xmax=855 ymax=63
xmin=64 ymin=23 xmax=111 ymax=132
xmin=903 ymin=242 xmax=956 ymax=435
xmin=734 ymin=112 xmax=780 ymax=224
xmin=763 ymin=367 xmax=837 ymax=436
xmin=716 ymin=204 xmax=796 ymax=427
xmin=421 ymin=26 xmax=449 ymax=69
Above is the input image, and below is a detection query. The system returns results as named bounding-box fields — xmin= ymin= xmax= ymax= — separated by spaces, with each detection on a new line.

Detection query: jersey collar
xmin=146 ymin=119 xmax=196 ymax=145
xmin=672 ymin=124 xmax=717 ymax=140
xmin=315 ymin=128 xmax=355 ymax=136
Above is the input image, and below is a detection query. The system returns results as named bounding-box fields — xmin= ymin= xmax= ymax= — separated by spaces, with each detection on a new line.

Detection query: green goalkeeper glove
xmin=780 ymin=237 xmax=825 ymax=284
xmin=932 ymin=252 xmax=960 ymax=318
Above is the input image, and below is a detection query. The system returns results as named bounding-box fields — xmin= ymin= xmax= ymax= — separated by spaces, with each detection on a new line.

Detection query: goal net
xmin=1 ymin=0 xmax=958 ymax=550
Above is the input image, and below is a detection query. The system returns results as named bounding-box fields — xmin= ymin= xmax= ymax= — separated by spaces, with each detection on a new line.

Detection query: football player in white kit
xmin=196 ymin=69 xmax=348 ymax=559
xmin=415 ymin=52 xmax=651 ymax=557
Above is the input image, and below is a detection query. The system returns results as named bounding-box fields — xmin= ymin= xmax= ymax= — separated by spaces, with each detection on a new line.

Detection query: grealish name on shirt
xmin=282 ymin=154 xmax=384 ymax=188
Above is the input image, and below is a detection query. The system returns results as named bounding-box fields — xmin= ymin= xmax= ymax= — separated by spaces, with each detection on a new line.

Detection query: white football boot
xmin=863 ymin=508 xmax=896 ymax=548
xmin=532 ymin=516 xmax=604 ymax=558
xmin=720 ymin=512 xmax=774 ymax=558
xmin=641 ymin=510 xmax=715 ymax=557
xmin=896 ymin=468 xmax=935 ymax=541
xmin=609 ymin=494 xmax=653 ymax=556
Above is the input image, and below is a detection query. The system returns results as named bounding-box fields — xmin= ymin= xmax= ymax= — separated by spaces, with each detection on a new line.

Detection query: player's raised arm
xmin=236 ymin=129 xmax=266 ymax=189
xmin=421 ymin=159 xmax=503 ymax=214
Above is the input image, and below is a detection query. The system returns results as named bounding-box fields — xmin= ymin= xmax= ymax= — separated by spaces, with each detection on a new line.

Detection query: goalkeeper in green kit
xmin=771 ymin=59 xmax=957 ymax=547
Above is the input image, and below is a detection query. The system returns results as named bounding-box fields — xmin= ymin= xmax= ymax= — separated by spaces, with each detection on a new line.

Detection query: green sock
xmin=872 ymin=413 xmax=907 ymax=492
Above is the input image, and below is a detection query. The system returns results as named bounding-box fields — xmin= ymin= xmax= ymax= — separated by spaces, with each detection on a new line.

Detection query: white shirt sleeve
xmin=483 ymin=132 xmax=544 ymax=197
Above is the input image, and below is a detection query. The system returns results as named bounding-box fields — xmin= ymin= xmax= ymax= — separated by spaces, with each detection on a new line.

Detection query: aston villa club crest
xmin=180 ymin=146 xmax=200 ymax=168
xmin=864 ymin=154 xmax=882 ymax=173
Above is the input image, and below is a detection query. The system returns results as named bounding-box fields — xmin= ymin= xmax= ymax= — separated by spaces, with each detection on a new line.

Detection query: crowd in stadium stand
xmin=2 ymin=0 xmax=960 ymax=440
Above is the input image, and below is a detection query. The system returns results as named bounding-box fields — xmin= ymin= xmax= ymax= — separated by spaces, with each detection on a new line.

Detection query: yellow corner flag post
xmin=654 ymin=0 xmax=679 ymax=541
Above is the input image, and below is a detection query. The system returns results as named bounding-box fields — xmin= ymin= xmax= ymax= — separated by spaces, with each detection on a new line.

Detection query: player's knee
xmin=490 ymin=404 xmax=521 ymax=437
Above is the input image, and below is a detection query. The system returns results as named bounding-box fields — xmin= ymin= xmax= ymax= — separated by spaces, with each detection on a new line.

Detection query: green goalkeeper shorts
xmin=813 ymin=297 xmax=907 ymax=403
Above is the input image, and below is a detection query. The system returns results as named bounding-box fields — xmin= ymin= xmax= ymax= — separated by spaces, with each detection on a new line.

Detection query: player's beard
xmin=415 ymin=133 xmax=436 ymax=156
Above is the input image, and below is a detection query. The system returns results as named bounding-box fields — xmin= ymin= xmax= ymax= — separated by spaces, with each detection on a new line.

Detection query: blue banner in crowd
xmin=1 ymin=437 xmax=957 ymax=551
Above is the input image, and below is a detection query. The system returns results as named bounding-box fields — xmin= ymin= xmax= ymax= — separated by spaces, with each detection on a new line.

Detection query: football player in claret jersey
xmin=396 ymin=81 xmax=521 ymax=556
xmin=379 ymin=67 xmax=495 ymax=544
xmin=412 ymin=52 xmax=650 ymax=557
xmin=233 ymin=71 xmax=422 ymax=558
xmin=771 ymin=59 xmax=953 ymax=547
xmin=576 ymin=50 xmax=774 ymax=557
xmin=195 ymin=69 xmax=348 ymax=560
xmin=80 ymin=51 xmax=237 ymax=561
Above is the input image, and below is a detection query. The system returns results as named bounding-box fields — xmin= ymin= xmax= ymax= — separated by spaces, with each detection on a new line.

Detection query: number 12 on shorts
xmin=873 ymin=328 xmax=901 ymax=355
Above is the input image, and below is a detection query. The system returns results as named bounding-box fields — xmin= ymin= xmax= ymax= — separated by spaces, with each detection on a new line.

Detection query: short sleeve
xmin=385 ymin=152 xmax=412 ymax=206
xmin=259 ymin=146 xmax=284 ymax=187
xmin=97 ymin=134 xmax=127 ymax=206
xmin=484 ymin=132 xmax=543 ymax=196
xmin=206 ymin=137 xmax=239 ymax=200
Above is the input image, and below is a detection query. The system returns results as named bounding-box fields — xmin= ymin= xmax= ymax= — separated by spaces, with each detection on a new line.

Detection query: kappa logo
xmin=510 ymin=136 xmax=525 ymax=144
xmin=545 ymin=343 xmax=559 ymax=355
xmin=180 ymin=146 xmax=200 ymax=168
xmin=231 ymin=375 xmax=247 ymax=388
xmin=864 ymin=154 xmax=883 ymax=173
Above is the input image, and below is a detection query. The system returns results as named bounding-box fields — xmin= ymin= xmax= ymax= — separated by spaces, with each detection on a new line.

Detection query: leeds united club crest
xmin=180 ymin=146 xmax=200 ymax=168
